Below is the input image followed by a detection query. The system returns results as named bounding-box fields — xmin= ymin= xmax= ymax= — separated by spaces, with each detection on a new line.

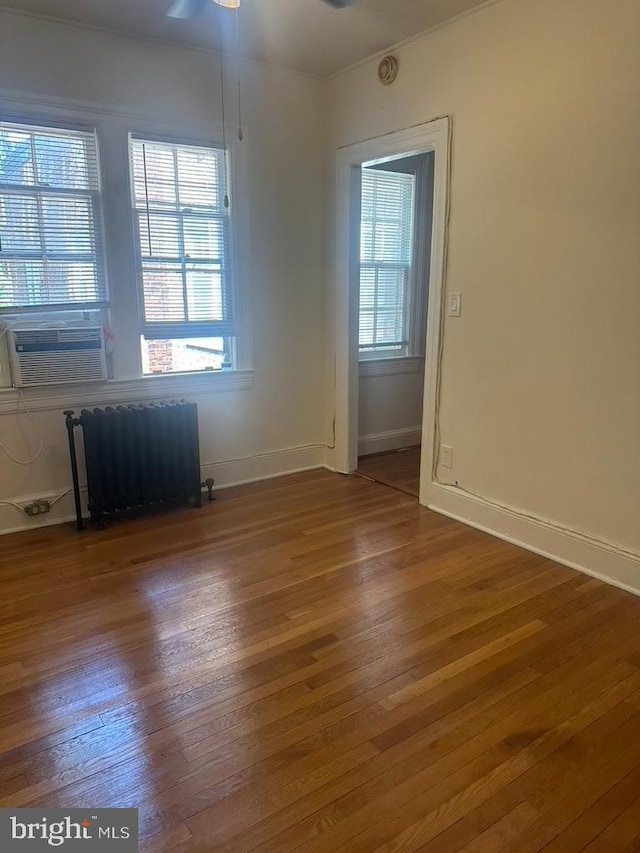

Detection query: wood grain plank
xmin=1 ymin=469 xmax=639 ymax=852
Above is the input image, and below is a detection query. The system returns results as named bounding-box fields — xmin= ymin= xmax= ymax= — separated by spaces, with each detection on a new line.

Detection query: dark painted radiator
xmin=64 ymin=401 xmax=207 ymax=530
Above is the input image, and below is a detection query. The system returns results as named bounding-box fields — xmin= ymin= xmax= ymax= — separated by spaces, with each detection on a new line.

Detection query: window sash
xmin=130 ymin=137 xmax=234 ymax=340
xmin=358 ymin=168 xmax=415 ymax=357
xmin=359 ymin=261 xmax=410 ymax=354
xmin=0 ymin=122 xmax=107 ymax=313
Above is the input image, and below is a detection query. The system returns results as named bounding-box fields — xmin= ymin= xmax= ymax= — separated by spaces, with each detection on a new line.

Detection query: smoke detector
xmin=378 ymin=55 xmax=399 ymax=86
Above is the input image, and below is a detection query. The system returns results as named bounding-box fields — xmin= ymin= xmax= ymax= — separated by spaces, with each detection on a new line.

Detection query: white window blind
xmin=359 ymin=168 xmax=415 ymax=357
xmin=0 ymin=121 xmax=107 ymax=313
xmin=130 ymin=137 xmax=234 ymax=340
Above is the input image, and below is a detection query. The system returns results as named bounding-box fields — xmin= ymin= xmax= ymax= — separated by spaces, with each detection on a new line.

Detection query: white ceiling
xmin=0 ymin=0 xmax=490 ymax=77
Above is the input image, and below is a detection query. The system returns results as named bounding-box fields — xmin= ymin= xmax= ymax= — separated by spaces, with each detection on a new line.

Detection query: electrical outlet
xmin=440 ymin=445 xmax=453 ymax=469
xmin=24 ymin=500 xmax=51 ymax=516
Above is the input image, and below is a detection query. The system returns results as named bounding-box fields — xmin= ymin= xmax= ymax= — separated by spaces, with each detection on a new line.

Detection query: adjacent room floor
xmin=2 ymin=469 xmax=640 ymax=851
xmin=356 ymin=445 xmax=421 ymax=497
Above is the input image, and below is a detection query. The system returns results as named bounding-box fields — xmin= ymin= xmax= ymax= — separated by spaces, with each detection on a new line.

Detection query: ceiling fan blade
xmin=322 ymin=0 xmax=356 ymax=7
xmin=166 ymin=0 xmax=207 ymax=19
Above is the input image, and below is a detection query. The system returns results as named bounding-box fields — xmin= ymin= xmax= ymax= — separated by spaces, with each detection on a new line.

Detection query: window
xmin=0 ymin=121 xmax=107 ymax=313
xmin=359 ymin=167 xmax=415 ymax=359
xmin=141 ymin=336 xmax=230 ymax=375
xmin=130 ymin=136 xmax=235 ymax=373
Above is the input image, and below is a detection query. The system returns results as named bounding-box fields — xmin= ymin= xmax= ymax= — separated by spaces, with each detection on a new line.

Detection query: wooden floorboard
xmin=357 ymin=446 xmax=421 ymax=497
xmin=0 ymin=469 xmax=639 ymax=851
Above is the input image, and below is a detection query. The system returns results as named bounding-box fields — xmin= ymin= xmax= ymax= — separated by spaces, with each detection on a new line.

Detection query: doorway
xmin=330 ymin=116 xmax=451 ymax=508
xmin=355 ymin=152 xmax=434 ymax=498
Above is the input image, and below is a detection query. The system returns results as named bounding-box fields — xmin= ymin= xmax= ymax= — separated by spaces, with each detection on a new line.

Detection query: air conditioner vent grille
xmin=14 ymin=328 xmax=102 ymax=346
xmin=8 ymin=327 xmax=108 ymax=387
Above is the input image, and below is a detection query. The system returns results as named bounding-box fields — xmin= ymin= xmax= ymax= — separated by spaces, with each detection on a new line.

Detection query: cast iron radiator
xmin=64 ymin=401 xmax=208 ymax=530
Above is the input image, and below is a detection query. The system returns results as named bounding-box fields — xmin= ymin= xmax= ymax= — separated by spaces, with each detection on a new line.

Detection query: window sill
xmin=0 ymin=369 xmax=254 ymax=415
xmin=359 ymin=356 xmax=424 ymax=379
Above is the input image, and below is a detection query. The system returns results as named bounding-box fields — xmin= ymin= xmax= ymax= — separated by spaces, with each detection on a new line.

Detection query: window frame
xmin=128 ymin=131 xmax=249 ymax=377
xmin=0 ymin=118 xmax=109 ymax=315
xmin=129 ymin=134 xmax=234 ymax=340
xmin=358 ymin=167 xmax=415 ymax=360
xmin=0 ymin=96 xmax=252 ymax=391
xmin=358 ymin=155 xmax=432 ymax=366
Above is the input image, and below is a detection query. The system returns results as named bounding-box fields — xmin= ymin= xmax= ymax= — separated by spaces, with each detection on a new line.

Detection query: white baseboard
xmin=427 ymin=481 xmax=640 ymax=598
xmin=358 ymin=426 xmax=422 ymax=457
xmin=203 ymin=444 xmax=324 ymax=489
xmin=0 ymin=443 xmax=325 ymax=536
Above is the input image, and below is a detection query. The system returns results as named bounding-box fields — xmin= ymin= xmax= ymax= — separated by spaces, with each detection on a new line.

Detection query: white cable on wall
xmin=0 ymin=489 xmax=72 ymax=515
xmin=49 ymin=489 xmax=72 ymax=506
xmin=0 ymin=499 xmax=26 ymax=511
xmin=0 ymin=388 xmax=44 ymax=465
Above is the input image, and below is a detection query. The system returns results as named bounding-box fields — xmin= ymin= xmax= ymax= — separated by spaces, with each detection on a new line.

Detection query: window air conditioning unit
xmin=8 ymin=326 xmax=108 ymax=388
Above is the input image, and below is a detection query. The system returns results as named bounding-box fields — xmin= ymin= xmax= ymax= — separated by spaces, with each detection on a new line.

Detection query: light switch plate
xmin=448 ymin=293 xmax=462 ymax=317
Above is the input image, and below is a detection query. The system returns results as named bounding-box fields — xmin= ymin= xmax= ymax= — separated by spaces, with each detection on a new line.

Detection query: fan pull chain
xmin=215 ymin=4 xmax=230 ymax=209
xmin=235 ymin=4 xmax=243 ymax=142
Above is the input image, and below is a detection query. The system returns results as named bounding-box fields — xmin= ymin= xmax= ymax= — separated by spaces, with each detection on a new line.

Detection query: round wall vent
xmin=378 ymin=55 xmax=399 ymax=86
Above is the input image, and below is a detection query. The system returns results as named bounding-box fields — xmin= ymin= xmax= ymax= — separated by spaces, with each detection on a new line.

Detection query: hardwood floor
xmin=1 ymin=469 xmax=640 ymax=851
xmin=357 ymin=446 xmax=421 ymax=497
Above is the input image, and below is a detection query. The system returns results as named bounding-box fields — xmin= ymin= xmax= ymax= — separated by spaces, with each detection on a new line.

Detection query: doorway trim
xmin=331 ymin=116 xmax=451 ymax=507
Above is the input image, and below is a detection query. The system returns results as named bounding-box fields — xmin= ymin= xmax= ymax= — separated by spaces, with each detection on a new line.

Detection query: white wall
xmin=327 ymin=0 xmax=640 ymax=556
xmin=0 ymin=10 xmax=327 ymax=533
xmin=358 ymin=366 xmax=425 ymax=455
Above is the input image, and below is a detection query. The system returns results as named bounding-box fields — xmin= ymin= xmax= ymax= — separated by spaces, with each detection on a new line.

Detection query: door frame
xmin=331 ymin=116 xmax=451 ymax=507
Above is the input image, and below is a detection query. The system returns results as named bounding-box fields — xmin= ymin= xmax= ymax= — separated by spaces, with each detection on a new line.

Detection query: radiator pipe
xmin=204 ymin=478 xmax=215 ymax=502
xmin=64 ymin=410 xmax=85 ymax=532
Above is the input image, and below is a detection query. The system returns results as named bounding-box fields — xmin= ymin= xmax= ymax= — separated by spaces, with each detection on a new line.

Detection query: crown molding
xmin=328 ymin=0 xmax=506 ymax=80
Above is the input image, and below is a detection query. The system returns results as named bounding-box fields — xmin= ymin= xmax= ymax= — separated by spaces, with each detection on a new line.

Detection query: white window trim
xmin=124 ymin=126 xmax=252 ymax=378
xmin=0 ymin=368 xmax=254 ymax=415
xmin=330 ymin=116 xmax=451 ymax=493
xmin=0 ymin=88 xmax=253 ymax=391
xmin=129 ymin=134 xmax=232 ymax=344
